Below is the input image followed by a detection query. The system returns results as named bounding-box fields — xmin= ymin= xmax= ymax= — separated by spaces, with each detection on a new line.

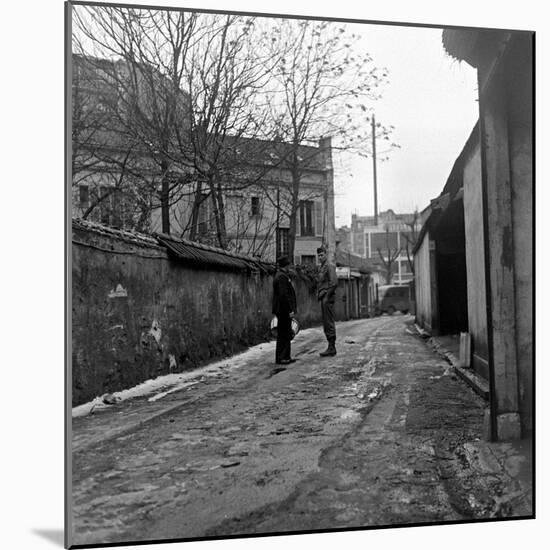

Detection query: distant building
xmin=335 ymin=226 xmax=351 ymax=253
xmin=344 ymin=209 xmax=421 ymax=285
xmin=333 ymin=248 xmax=372 ymax=320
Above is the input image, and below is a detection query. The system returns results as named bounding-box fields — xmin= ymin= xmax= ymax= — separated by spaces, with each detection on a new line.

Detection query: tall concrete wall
xmin=477 ymin=34 xmax=533 ymax=439
xmin=414 ymin=236 xmax=432 ymax=333
xmin=508 ymin=58 xmax=533 ymax=437
xmin=71 ymin=223 xmax=322 ymax=406
xmin=463 ymin=143 xmax=489 ymax=379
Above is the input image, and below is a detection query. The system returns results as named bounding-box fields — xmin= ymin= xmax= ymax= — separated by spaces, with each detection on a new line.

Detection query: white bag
xmin=270 ymin=316 xmax=300 ymax=340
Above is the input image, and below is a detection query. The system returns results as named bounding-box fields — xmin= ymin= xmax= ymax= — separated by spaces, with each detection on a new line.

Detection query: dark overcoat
xmin=272 ymin=271 xmax=297 ymax=316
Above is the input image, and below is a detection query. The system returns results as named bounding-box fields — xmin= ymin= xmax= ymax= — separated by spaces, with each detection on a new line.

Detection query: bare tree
xmin=71 ymin=61 xmax=113 ymax=188
xmin=73 ymin=8 xmax=284 ymax=244
xmin=402 ymin=210 xmax=420 ymax=275
xmin=72 ymin=5 xmax=199 ymax=234
xmin=72 ymin=54 xmax=158 ymax=230
xmin=260 ymin=19 xmax=396 ymax=259
xmin=376 ymin=226 xmax=402 ymax=284
xmin=179 ymin=15 xmax=284 ymax=248
xmin=71 ymin=8 xmax=397 ymax=252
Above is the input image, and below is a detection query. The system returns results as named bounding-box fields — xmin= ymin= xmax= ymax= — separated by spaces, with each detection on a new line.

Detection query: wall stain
xmin=501 ymin=226 xmax=514 ymax=269
xmin=72 ymin=226 xmax=322 ymax=406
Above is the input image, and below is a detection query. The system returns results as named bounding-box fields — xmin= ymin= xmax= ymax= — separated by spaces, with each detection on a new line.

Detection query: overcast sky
xmin=70 ymin=8 xmax=478 ymax=230
xmin=332 ymin=23 xmax=479 ymax=227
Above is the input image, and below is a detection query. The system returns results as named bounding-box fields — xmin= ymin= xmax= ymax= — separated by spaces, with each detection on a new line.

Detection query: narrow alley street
xmin=71 ymin=315 xmax=529 ymax=546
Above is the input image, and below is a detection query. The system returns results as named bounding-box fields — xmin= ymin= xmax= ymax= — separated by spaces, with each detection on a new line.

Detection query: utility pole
xmin=372 ymin=115 xmax=378 ymax=227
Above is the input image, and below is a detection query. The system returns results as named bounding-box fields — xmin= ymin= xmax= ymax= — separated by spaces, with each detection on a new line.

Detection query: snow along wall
xmin=71 ymin=221 xmax=322 ymax=406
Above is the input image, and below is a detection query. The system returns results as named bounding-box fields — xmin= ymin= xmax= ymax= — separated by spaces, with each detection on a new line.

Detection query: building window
xmin=99 ymin=186 xmax=111 ymax=225
xmin=250 ymin=196 xmax=260 ymax=217
xmin=198 ymin=192 xmax=210 ymax=235
xmin=277 ymin=228 xmax=289 ymax=258
xmin=364 ymin=233 xmax=370 ymax=258
xmin=371 ymin=231 xmax=399 ymax=252
xmin=301 ymin=255 xmax=316 ymax=265
xmin=79 ymin=185 xmax=89 ymax=210
xmin=112 ymin=189 xmax=122 ymax=228
xmin=299 ymin=200 xmax=314 ymax=236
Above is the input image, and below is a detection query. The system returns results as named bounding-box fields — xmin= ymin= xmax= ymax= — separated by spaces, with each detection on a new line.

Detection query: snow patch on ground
xmin=72 ymin=339 xmax=280 ymax=418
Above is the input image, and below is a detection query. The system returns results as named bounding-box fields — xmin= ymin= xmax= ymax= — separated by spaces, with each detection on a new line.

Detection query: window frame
xmin=299 ymin=200 xmax=315 ymax=237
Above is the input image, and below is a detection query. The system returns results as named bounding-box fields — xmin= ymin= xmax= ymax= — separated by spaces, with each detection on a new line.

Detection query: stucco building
xmin=71 ymin=54 xmax=336 ymax=263
xmin=157 ymin=136 xmax=336 ymax=264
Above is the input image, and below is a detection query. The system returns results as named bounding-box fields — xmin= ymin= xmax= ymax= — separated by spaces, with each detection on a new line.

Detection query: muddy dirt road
xmin=72 ymin=315 xmax=494 ymax=546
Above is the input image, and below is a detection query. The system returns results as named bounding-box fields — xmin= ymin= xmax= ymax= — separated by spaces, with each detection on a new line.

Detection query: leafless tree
xmin=222 ymin=189 xmax=279 ymax=258
xmin=259 ymin=19 xmax=396 ymax=259
xmin=72 ymin=5 xmax=199 ymax=234
xmin=71 ymin=8 xmax=397 ymax=252
xmin=71 ymin=63 xmax=112 ymax=188
xmin=377 ymin=226 xmax=402 ymax=284
xmin=71 ymin=54 xmax=158 ymax=230
xmin=402 ymin=210 xmax=420 ymax=275
xmin=72 ymin=7 xmax=284 ymax=244
xmin=179 ymin=15 xmax=285 ymax=248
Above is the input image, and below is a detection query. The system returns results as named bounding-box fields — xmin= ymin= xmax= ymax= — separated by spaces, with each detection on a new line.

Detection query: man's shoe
xmin=279 ymin=359 xmax=291 ymax=365
xmin=319 ymin=346 xmax=336 ymax=357
xmin=288 ymin=358 xmax=297 ymax=363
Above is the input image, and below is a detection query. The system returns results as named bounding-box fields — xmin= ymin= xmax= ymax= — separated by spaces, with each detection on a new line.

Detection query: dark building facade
xmin=415 ymin=30 xmax=533 ymax=441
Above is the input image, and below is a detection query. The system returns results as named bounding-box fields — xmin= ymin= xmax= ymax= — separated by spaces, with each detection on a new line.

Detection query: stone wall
xmin=71 ymin=222 xmax=322 ymax=406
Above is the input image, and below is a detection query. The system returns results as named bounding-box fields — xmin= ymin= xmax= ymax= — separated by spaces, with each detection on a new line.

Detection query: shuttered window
xmin=250 ymin=196 xmax=260 ymax=217
xmin=277 ymin=228 xmax=289 ymax=258
xmin=198 ymin=193 xmax=210 ymax=235
xmin=299 ymin=200 xmax=314 ymax=236
xmin=315 ymin=201 xmax=323 ymax=236
xmin=99 ymin=186 xmax=111 ymax=225
xmin=79 ymin=185 xmax=89 ymax=209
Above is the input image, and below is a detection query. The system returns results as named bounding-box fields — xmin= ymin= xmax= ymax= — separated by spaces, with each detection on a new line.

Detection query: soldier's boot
xmin=320 ymin=340 xmax=336 ymax=357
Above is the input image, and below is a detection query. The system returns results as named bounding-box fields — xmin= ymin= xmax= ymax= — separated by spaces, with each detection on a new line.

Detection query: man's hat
xmin=316 ymin=246 xmax=327 ymax=254
xmin=277 ymin=255 xmax=290 ymax=268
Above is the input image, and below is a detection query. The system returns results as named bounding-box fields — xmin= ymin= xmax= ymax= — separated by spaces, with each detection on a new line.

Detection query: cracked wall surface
xmin=72 ymin=225 xmax=322 ymax=405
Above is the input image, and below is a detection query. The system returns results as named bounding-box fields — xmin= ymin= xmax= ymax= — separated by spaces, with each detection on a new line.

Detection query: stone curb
xmin=430 ymin=340 xmax=490 ymax=401
xmin=412 ymin=324 xmax=490 ymax=400
xmin=452 ymin=364 xmax=490 ymax=400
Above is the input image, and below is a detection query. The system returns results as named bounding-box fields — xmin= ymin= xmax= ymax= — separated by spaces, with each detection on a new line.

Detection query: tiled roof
xmin=335 ymin=249 xmax=371 ymax=274
xmin=442 ymin=29 xmax=480 ymax=64
xmin=155 ymin=233 xmax=274 ymax=273
xmin=442 ymin=29 xmax=509 ymax=66
xmin=72 ymin=218 xmax=275 ymax=273
xmin=72 ymin=217 xmax=160 ymax=248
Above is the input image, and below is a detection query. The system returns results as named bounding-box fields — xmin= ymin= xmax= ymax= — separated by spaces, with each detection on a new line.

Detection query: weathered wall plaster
xmin=72 ymin=225 xmax=322 ymax=405
xmin=463 ymin=142 xmax=489 ymax=380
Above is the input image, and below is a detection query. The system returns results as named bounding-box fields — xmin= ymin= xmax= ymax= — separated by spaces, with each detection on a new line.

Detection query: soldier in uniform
xmin=316 ymin=246 xmax=338 ymax=356
xmin=272 ymin=255 xmax=297 ymax=365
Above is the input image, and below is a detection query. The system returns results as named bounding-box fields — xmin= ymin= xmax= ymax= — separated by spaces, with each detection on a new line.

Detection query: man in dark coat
xmin=317 ymin=246 xmax=338 ymax=356
xmin=272 ymin=255 xmax=297 ymax=365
